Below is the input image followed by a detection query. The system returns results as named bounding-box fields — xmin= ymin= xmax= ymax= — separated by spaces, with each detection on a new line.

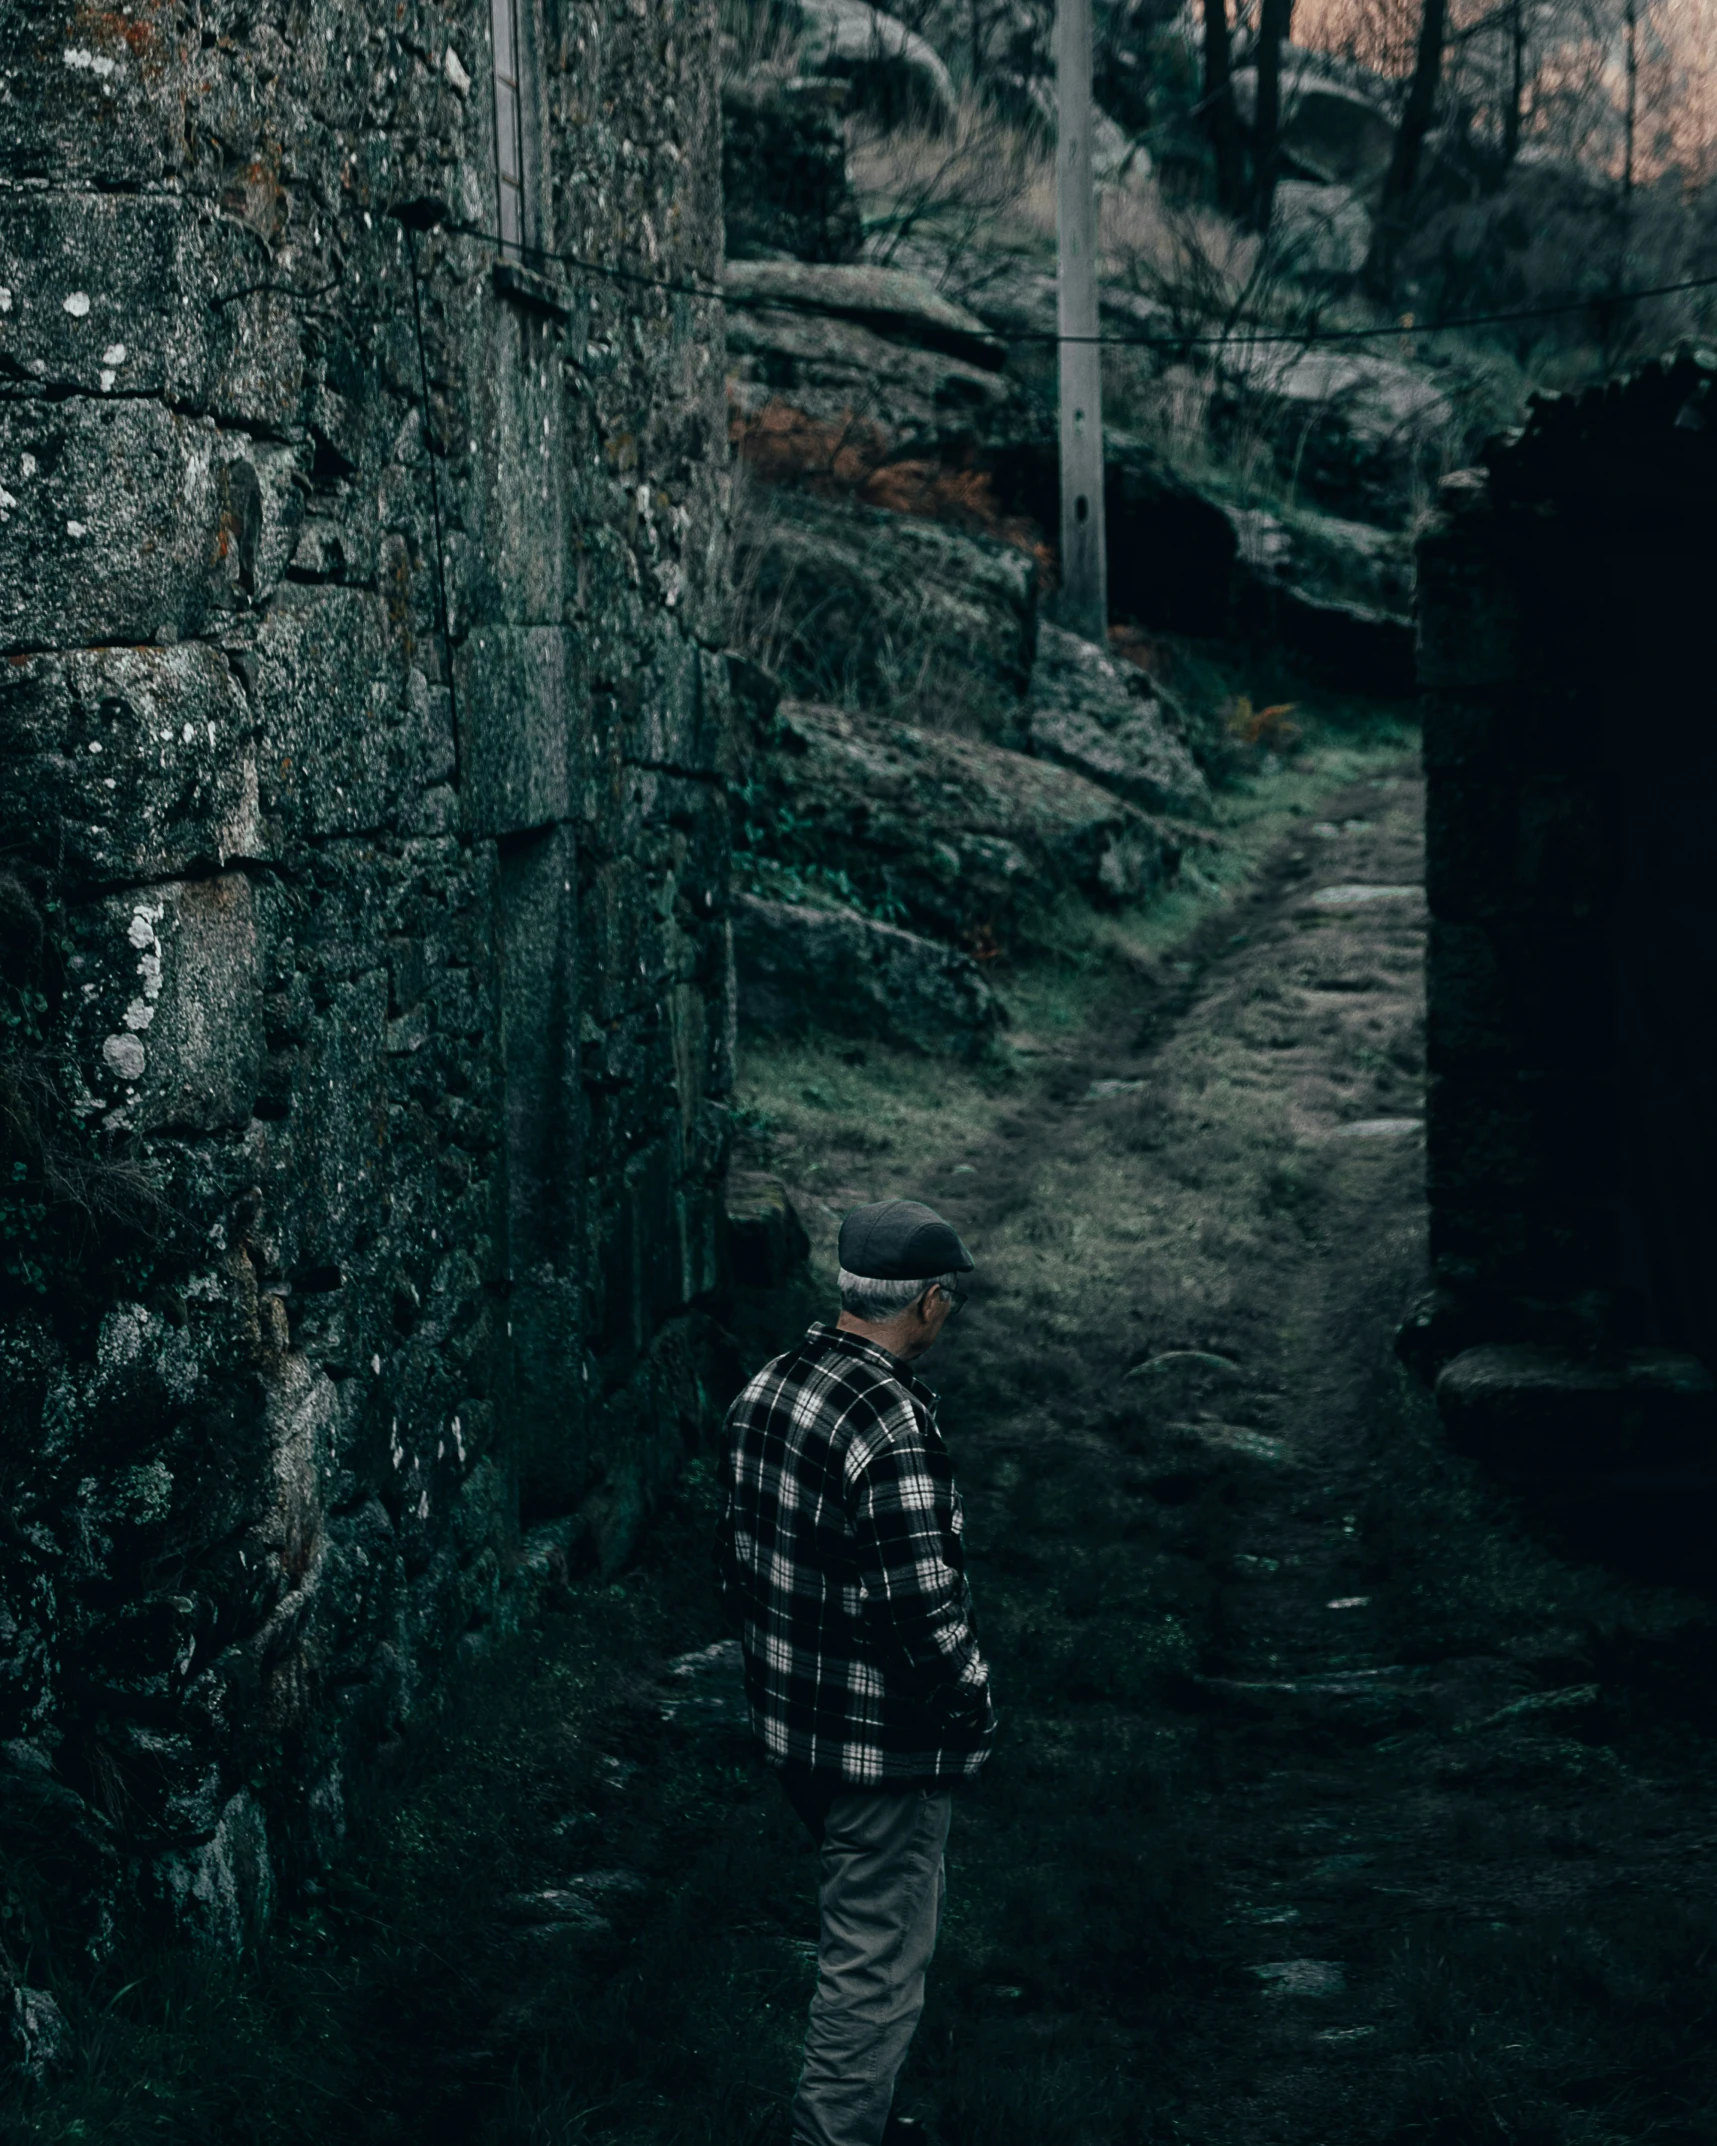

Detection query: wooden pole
xmin=1056 ymin=0 xmax=1107 ymax=644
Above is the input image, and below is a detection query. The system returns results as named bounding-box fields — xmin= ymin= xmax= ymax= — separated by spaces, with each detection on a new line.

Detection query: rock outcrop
xmin=744 ymin=699 xmax=1177 ymax=944
xmin=725 ymin=259 xmax=1020 ymax=461
xmin=734 ymin=485 xmax=1038 ymax=720
xmin=1272 ymin=181 xmax=1372 ymax=284
xmin=1229 ymin=63 xmax=1397 ymax=185
xmin=733 ymin=894 xmax=1001 ymax=1057
xmin=1025 ymin=624 xmax=1213 ymax=821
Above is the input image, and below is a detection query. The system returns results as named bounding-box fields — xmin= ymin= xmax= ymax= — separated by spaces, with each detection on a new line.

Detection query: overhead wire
xmin=425 ymin=212 xmax=1717 ymax=353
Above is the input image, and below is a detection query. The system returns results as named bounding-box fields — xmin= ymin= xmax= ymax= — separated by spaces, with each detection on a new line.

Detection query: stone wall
xmin=0 ymin=0 xmax=733 ymax=1957
xmin=1415 ymin=357 xmax=1717 ymax=1370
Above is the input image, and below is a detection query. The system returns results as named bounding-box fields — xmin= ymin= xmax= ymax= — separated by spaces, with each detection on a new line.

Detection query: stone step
xmin=1436 ymin=1343 xmax=1717 ymax=1476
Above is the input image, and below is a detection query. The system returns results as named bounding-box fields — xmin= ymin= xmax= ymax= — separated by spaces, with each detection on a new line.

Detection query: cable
xmin=427 ymin=212 xmax=1717 ymax=354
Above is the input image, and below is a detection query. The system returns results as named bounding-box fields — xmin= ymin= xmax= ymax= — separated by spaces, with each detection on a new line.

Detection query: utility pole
xmin=1056 ymin=0 xmax=1107 ymax=644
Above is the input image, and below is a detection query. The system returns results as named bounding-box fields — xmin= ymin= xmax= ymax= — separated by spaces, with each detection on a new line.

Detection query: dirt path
xmin=766 ymin=753 xmax=1717 ymax=2144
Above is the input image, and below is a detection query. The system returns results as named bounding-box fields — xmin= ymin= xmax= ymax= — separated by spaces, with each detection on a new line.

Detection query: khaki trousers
xmin=789 ymin=1786 xmax=953 ymax=2146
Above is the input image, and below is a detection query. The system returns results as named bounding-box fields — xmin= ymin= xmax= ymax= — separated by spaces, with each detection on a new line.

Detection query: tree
xmin=1363 ymin=0 xmax=1450 ymax=297
xmin=1251 ymin=0 xmax=1296 ymax=229
xmin=1623 ymin=0 xmax=1638 ymax=193
xmin=1201 ymin=0 xmax=1247 ymax=216
xmin=1502 ymin=0 xmax=1528 ymax=168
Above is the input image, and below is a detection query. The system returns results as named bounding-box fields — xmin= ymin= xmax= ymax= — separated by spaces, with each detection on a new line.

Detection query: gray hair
xmin=838 ymin=1267 xmax=962 ymax=1322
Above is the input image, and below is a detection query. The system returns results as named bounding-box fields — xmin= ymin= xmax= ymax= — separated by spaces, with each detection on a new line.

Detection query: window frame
xmin=491 ymin=0 xmax=529 ymax=260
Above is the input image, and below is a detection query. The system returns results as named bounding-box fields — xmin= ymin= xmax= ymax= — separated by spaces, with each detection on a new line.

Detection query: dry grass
xmin=728 ymin=397 xmax=1052 ymax=569
xmin=717 ymin=0 xmax=803 ymax=87
xmin=842 ymin=106 xmax=1394 ymax=516
xmin=846 ymin=96 xmax=1265 ymax=310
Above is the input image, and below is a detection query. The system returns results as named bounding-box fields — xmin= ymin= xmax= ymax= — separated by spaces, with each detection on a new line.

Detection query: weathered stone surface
xmin=734 ymin=893 xmax=1000 ymax=1056
xmin=723 ymin=257 xmax=1019 ymax=469
xmin=6 ymin=1982 xmax=70 ymax=2086
xmin=0 ymin=0 xmax=735 ymax=1967
xmin=62 ymin=876 xmax=265 ymax=1136
xmin=0 ymin=644 xmax=264 ymax=883
xmin=1231 ymin=503 xmax=1414 ymax=619
xmin=722 ymin=76 xmax=863 ymax=264
xmin=727 ymin=313 xmax=1020 ymax=461
xmin=1272 ymin=182 xmax=1371 ymax=283
xmin=0 ymin=191 xmax=303 ymax=426
xmin=750 ymin=699 xmax=1176 ymax=943
xmin=253 ymin=585 xmax=452 ymax=842
xmin=735 ymin=486 xmax=1037 ymax=719
xmin=456 ymin=626 xmax=575 ymax=836
xmin=0 ymin=403 xmax=301 ymax=647
xmin=0 ymin=1 xmax=193 ymax=184
xmin=1230 ymin=64 xmax=1396 ymax=184
xmin=1025 ymin=624 xmax=1212 ymax=821
xmin=988 ymin=436 xmax=1416 ymax=696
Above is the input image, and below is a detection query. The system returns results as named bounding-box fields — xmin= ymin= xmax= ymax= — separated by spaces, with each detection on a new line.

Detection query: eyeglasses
xmin=936 ymin=1284 xmax=969 ymax=1319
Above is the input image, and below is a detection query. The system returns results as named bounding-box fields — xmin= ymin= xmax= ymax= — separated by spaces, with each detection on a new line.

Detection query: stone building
xmin=0 ymin=0 xmax=734 ymax=1953
xmin=1414 ymin=357 xmax=1717 ymax=1532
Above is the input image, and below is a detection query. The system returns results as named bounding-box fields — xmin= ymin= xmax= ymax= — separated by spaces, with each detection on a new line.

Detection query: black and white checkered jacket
xmin=716 ymin=1323 xmax=996 ymax=1787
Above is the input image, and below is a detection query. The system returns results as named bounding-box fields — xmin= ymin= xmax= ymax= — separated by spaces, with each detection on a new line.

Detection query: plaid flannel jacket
xmin=716 ymin=1323 xmax=996 ymax=1787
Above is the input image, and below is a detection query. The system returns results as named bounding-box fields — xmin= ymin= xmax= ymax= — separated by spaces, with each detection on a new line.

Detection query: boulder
xmin=745 ymin=699 xmax=1177 ymax=945
xmin=1229 ymin=65 xmax=1397 ymax=185
xmin=733 ymin=893 xmax=1001 ymax=1057
xmin=725 ymin=260 xmax=1004 ymax=370
xmin=6 ymin=1985 xmax=70 ymax=2086
xmin=1239 ymin=502 xmax=1414 ymax=617
xmin=721 ymin=77 xmax=863 ymax=265
xmin=981 ymin=70 xmax=1137 ymax=179
xmin=787 ymin=0 xmax=957 ymax=129
xmin=1212 ymin=346 xmax=1455 ymax=521
xmin=732 ymin=486 xmax=1037 ymax=722
xmin=970 ymin=268 xmax=1171 ymax=349
xmin=727 ymin=325 xmax=1019 ymax=463
xmin=1025 ymin=623 xmax=1212 ymax=821
xmin=725 ymin=260 xmax=1021 ymax=461
xmin=1271 ymin=182 xmax=1371 ymax=284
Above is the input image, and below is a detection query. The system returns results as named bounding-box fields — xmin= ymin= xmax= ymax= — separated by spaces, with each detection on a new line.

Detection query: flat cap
xmin=838 ymin=1199 xmax=974 ymax=1281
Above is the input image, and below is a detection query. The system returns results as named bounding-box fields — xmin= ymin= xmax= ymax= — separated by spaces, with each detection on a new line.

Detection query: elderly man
xmin=717 ymin=1198 xmax=996 ymax=2146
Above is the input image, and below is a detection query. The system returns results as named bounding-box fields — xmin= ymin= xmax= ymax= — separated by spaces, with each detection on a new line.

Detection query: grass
xmin=1380 ymin=1899 xmax=1717 ymax=2145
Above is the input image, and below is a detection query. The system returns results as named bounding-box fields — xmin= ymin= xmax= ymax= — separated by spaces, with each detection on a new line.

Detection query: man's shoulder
xmin=729 ymin=1326 xmax=924 ymax=1434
